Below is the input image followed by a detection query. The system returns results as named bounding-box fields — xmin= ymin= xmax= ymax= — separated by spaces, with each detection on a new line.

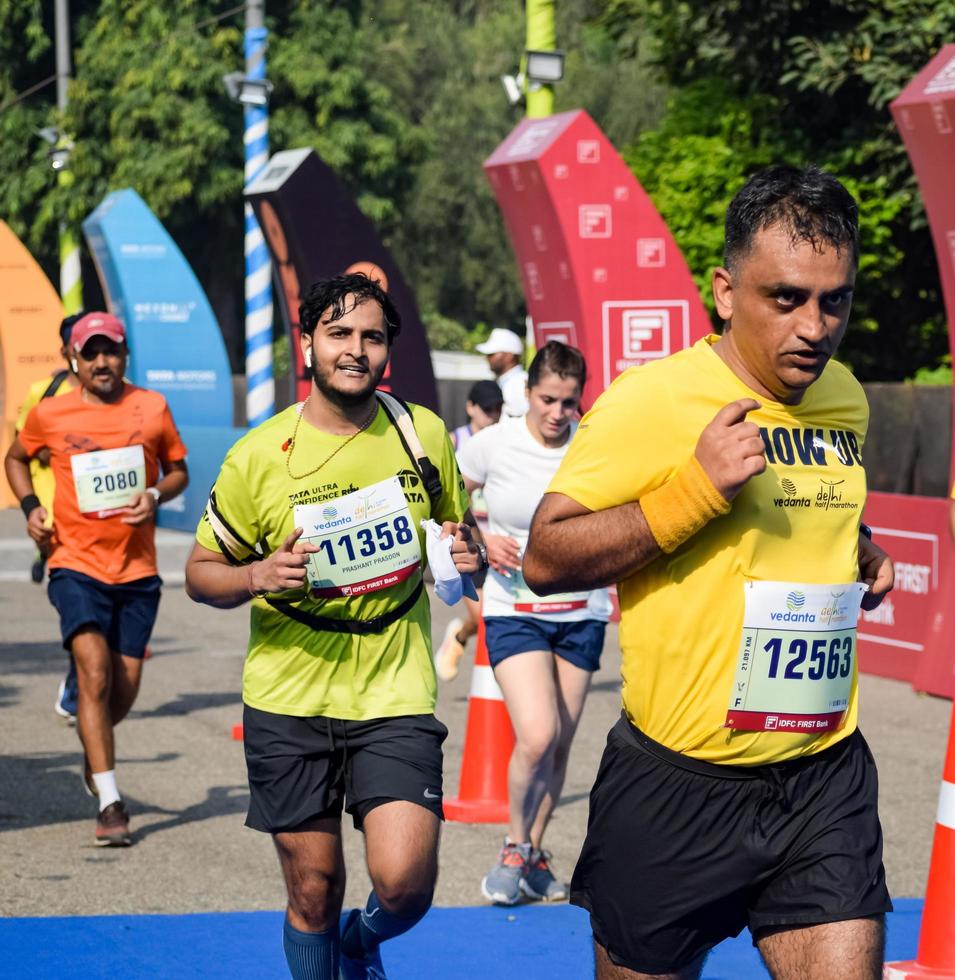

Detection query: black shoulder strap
xmin=264 ymin=579 xmax=424 ymax=635
xmin=375 ymin=391 xmax=443 ymax=509
xmin=41 ymin=369 xmax=70 ymax=401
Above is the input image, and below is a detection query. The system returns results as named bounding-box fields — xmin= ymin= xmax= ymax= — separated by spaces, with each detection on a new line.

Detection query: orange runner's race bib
xmin=295 ymin=477 xmax=422 ymax=599
xmin=70 ymin=445 xmax=146 ymax=519
xmin=724 ymin=581 xmax=867 ymax=734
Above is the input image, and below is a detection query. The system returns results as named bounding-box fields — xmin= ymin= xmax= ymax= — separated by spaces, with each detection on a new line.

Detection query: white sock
xmin=91 ymin=770 xmax=121 ymax=811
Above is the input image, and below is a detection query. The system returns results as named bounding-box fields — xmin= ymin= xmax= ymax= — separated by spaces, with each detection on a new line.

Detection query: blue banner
xmin=82 ymin=189 xmax=234 ymax=428
xmin=156 ymin=424 xmax=246 ymax=533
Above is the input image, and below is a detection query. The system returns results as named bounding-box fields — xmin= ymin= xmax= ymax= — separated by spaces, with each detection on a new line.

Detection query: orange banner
xmin=0 ymin=221 xmax=64 ymax=507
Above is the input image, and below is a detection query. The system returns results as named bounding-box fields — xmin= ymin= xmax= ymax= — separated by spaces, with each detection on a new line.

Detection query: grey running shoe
xmin=95 ymin=801 xmax=131 ymax=847
xmin=481 ymin=841 xmax=530 ymax=906
xmin=521 ymin=849 xmax=568 ymax=901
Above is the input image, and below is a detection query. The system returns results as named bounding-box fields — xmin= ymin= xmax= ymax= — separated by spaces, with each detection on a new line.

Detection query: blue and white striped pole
xmin=243 ymin=12 xmax=274 ymax=427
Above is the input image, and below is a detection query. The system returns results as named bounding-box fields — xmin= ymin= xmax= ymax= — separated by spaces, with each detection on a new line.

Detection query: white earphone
xmin=304 ymin=349 xmax=312 ymax=368
xmin=70 ymin=357 xmax=78 ymax=373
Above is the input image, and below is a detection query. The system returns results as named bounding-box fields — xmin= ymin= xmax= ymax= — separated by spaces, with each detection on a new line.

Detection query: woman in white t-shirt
xmin=457 ymin=341 xmax=610 ymax=907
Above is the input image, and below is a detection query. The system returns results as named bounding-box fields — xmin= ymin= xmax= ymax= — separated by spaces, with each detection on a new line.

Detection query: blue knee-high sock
xmin=283 ymin=918 xmax=338 ymax=980
xmin=341 ymin=891 xmax=428 ymax=960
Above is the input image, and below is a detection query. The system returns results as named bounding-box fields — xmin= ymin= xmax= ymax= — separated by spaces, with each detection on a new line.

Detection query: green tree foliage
xmin=0 ymin=0 xmax=665 ymax=363
xmin=613 ymin=0 xmax=955 ymax=381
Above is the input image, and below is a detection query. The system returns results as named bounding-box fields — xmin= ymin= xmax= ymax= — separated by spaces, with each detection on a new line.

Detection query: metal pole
xmin=243 ymin=0 xmax=275 ymax=426
xmin=54 ymin=0 xmax=82 ymax=314
xmin=525 ymin=0 xmax=556 ymax=118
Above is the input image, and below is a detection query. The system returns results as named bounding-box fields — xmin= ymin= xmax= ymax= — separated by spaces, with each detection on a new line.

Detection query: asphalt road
xmin=0 ymin=510 xmax=949 ymax=918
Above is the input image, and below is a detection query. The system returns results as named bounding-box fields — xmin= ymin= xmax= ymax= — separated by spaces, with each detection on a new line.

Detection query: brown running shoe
xmin=95 ymin=801 xmax=132 ymax=847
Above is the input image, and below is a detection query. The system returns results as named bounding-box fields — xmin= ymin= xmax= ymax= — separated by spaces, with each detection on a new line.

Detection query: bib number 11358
xmin=295 ymin=477 xmax=422 ymax=599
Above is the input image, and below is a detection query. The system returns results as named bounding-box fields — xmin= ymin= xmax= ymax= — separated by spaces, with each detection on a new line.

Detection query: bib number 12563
xmin=724 ymin=581 xmax=866 ymax=734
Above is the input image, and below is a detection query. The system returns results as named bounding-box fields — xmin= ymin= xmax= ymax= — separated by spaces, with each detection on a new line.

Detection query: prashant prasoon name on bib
xmin=725 ymin=580 xmax=867 ymax=734
xmin=70 ymin=445 xmax=146 ymax=519
xmin=295 ymin=476 xmax=421 ymax=599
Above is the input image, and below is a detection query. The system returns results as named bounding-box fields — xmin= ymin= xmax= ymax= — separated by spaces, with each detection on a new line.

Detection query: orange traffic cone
xmin=885 ymin=699 xmax=955 ymax=978
xmin=443 ymin=618 xmax=515 ymax=823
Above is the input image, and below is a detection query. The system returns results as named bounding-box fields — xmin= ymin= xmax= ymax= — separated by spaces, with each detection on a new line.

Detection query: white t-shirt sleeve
xmin=456 ymin=423 xmax=494 ymax=484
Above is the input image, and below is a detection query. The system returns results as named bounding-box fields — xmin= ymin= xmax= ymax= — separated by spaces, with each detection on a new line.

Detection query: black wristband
xmin=20 ymin=494 xmax=41 ymax=519
xmin=859 ymin=523 xmax=872 ymax=539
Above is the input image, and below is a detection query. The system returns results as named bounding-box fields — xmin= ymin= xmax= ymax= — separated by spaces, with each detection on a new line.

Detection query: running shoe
xmin=339 ymin=908 xmax=387 ymax=979
xmin=481 ymin=841 xmax=530 ymax=906
xmin=54 ymin=658 xmax=78 ymax=724
xmin=95 ymin=801 xmax=132 ymax=847
xmin=521 ymin=849 xmax=569 ymax=901
xmin=434 ymin=618 xmax=466 ymax=682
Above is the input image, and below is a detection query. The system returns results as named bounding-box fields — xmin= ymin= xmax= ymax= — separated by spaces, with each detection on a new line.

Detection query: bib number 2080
xmin=764 ymin=635 xmax=852 ymax=681
xmin=91 ymin=470 xmax=139 ymax=495
xmin=318 ymin=515 xmax=414 ymax=565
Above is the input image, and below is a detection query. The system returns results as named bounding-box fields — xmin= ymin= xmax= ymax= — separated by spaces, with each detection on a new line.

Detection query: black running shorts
xmin=571 ymin=714 xmax=892 ymax=975
xmin=242 ymin=707 xmax=448 ymax=833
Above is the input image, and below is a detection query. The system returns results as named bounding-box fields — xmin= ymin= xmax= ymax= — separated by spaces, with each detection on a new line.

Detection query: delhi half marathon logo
xmin=786 ymin=591 xmax=806 ymax=612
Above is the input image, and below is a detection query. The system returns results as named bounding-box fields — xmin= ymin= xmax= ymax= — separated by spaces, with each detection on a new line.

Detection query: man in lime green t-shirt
xmin=185 ymin=273 xmax=483 ymax=980
xmin=525 ymin=167 xmax=895 ymax=979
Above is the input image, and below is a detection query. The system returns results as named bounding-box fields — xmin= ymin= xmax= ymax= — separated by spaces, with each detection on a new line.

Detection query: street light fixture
xmin=223 ymin=71 xmax=273 ymax=107
xmin=501 ymin=73 xmax=525 ymax=106
xmin=525 ymin=49 xmax=565 ymax=84
xmin=37 ymin=125 xmax=73 ymax=171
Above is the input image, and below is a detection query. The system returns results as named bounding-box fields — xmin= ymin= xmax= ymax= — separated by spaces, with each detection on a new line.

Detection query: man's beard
xmin=310 ymin=358 xmax=387 ymax=409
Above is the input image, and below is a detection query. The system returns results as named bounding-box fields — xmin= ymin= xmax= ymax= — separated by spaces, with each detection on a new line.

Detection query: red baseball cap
xmin=71 ymin=312 xmax=126 ymax=351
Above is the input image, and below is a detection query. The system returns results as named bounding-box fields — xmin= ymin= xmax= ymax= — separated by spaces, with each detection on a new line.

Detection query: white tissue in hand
xmin=420 ymin=519 xmax=477 ymax=605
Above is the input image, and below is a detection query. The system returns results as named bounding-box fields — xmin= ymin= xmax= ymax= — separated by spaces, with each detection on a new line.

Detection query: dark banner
xmin=245 ymin=148 xmax=437 ymax=412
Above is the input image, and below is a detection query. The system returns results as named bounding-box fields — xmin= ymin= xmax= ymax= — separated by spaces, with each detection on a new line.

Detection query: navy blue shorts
xmin=48 ymin=569 xmax=162 ymax=658
xmin=484 ymin=616 xmax=606 ymax=672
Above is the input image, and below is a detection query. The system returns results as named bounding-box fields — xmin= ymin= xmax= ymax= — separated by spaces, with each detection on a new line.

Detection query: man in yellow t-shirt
xmin=15 ymin=313 xmax=81 ymax=723
xmin=185 ymin=273 xmax=483 ymax=980
xmin=15 ymin=312 xmax=82 ymax=585
xmin=524 ymin=166 xmax=895 ymax=980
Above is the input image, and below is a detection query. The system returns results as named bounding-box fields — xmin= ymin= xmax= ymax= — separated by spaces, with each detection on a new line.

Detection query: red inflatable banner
xmin=860 ymin=493 xmax=953 ymax=695
xmin=891 ymin=45 xmax=955 ymax=491
xmin=484 ymin=110 xmax=711 ymax=410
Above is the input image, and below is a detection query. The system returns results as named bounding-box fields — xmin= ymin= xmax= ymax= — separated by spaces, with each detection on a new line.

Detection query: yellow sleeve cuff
xmin=641 ymin=455 xmax=731 ymax=554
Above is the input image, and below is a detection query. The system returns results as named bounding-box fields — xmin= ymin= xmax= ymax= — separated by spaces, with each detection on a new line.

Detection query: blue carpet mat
xmin=0 ymin=900 xmax=923 ymax=978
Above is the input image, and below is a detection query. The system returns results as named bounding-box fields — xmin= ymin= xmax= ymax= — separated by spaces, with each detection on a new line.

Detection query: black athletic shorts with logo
xmin=571 ymin=714 xmax=892 ymax=975
xmin=242 ymin=706 xmax=448 ymax=833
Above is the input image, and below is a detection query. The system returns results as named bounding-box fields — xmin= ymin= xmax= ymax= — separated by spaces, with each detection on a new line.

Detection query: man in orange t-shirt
xmin=5 ymin=312 xmax=189 ymax=847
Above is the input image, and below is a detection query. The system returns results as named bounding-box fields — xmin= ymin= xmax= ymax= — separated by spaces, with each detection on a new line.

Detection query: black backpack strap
xmin=264 ymin=578 xmax=424 ymax=635
xmin=375 ymin=391 xmax=443 ymax=508
xmin=41 ymin=369 xmax=70 ymax=401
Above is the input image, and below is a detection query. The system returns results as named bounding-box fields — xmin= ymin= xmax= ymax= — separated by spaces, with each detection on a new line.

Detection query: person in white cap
xmin=5 ymin=311 xmax=189 ymax=848
xmin=476 ymin=328 xmax=529 ymax=417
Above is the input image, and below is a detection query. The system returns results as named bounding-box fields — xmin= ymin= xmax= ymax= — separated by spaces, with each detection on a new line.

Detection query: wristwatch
xmin=859 ymin=523 xmax=872 ymax=540
xmin=146 ymin=487 xmax=161 ymax=506
xmin=475 ymin=542 xmax=489 ymax=570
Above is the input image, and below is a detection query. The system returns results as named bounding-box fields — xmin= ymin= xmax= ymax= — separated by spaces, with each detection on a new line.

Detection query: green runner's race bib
xmin=724 ymin=580 xmax=867 ymax=734
xmin=70 ymin=445 xmax=146 ymax=519
xmin=295 ymin=476 xmax=422 ymax=599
